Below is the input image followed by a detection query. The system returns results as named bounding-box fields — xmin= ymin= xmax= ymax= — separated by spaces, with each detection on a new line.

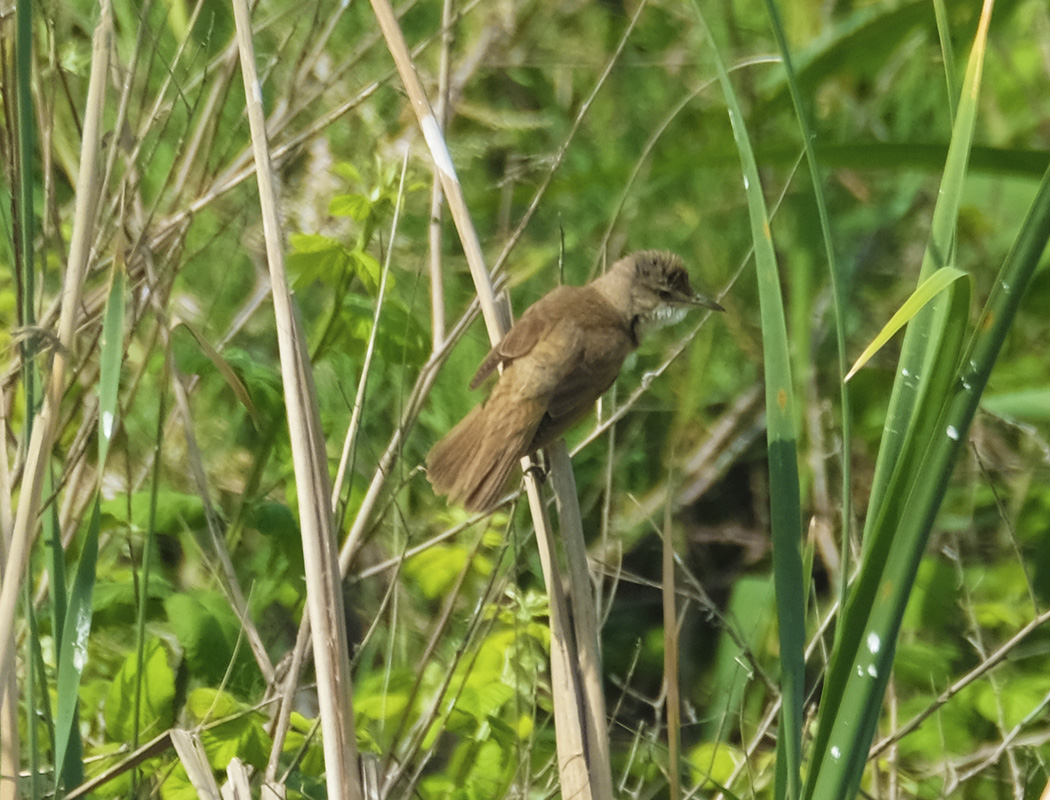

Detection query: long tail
xmin=426 ymin=395 xmax=545 ymax=512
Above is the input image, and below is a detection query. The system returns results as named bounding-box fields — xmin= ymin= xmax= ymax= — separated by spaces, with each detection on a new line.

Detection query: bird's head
xmin=599 ymin=250 xmax=724 ymax=334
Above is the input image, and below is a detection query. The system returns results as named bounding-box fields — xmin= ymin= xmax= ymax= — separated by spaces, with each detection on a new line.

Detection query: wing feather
xmin=469 ymin=286 xmax=578 ymax=389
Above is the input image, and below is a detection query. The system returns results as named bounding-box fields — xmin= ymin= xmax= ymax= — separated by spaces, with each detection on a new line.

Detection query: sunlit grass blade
xmin=693 ymin=4 xmax=806 ymax=797
xmin=803 ymin=5 xmax=993 ymax=788
xmin=808 ymin=162 xmax=1050 ymax=800
xmin=800 ymin=7 xmax=1050 ymax=796
xmin=804 ymin=274 xmax=971 ymax=800
xmin=864 ymin=0 xmax=993 ymax=525
xmin=933 ymin=0 xmax=958 ymax=120
xmin=845 ymin=266 xmax=969 ymax=381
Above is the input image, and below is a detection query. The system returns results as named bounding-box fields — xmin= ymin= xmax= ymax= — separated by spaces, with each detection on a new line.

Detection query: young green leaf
xmin=845 ymin=267 xmax=970 ymax=382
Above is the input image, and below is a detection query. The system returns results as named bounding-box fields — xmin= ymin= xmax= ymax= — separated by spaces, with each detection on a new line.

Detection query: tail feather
xmin=426 ymin=406 xmax=485 ymax=498
xmin=426 ymin=395 xmax=545 ymax=512
xmin=455 ymin=437 xmax=524 ymax=511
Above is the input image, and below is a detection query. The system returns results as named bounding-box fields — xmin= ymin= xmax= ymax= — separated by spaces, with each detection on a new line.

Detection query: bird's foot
xmin=524 ymin=458 xmax=548 ymax=485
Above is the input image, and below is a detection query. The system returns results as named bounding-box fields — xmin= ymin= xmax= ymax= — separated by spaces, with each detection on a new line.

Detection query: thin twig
xmin=332 ymin=153 xmax=407 ymax=510
xmin=870 ymin=606 xmax=1050 ymax=759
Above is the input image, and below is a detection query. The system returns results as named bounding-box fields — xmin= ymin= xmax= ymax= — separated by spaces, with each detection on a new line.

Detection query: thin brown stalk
xmin=382 ymin=528 xmax=512 ymax=795
xmin=168 ymin=362 xmax=275 ymax=682
xmin=662 ymin=495 xmax=680 ymax=799
xmin=490 ymin=0 xmax=650 ymax=283
xmin=592 ymin=56 xmax=779 ymax=276
xmin=65 ymin=729 xmax=175 ymax=799
xmin=712 ymin=596 xmax=842 ymax=799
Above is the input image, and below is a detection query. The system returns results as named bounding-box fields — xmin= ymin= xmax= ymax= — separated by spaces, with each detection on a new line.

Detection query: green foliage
xmin=287 ymin=234 xmax=380 ymax=291
xmin=100 ymin=490 xmax=207 ymax=537
xmin=164 ymin=592 xmax=263 ymax=696
xmin=104 ymin=639 xmax=177 ymax=742
xmin=186 ymin=689 xmax=271 ymax=769
xmin=403 ymin=542 xmax=494 ymax=600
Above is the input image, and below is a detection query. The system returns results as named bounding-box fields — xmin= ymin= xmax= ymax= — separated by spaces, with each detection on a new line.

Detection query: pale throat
xmin=645 ymin=304 xmax=688 ymax=329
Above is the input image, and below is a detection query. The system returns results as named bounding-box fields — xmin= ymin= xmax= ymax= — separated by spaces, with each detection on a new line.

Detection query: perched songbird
xmin=426 ymin=250 xmax=724 ymax=512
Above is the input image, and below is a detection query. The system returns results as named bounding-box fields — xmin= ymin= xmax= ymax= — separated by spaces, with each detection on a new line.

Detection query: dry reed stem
xmin=427 ymin=0 xmax=455 ymax=351
xmin=231 ymin=0 xmax=361 ymax=796
xmin=265 ymin=152 xmax=415 ymax=773
xmin=0 ymin=399 xmax=14 ymax=800
xmin=547 ymin=443 xmax=614 ymax=792
xmin=524 ymin=478 xmax=597 ymax=798
xmin=170 ymin=729 xmax=222 ymax=800
xmin=224 ymin=757 xmax=252 ymax=799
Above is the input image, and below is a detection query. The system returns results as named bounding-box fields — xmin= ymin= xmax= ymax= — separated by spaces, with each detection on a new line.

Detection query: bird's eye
xmin=658 ymin=290 xmax=674 ymax=301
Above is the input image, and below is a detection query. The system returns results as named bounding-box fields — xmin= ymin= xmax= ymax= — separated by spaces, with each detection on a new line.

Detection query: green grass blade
xmin=845 ymin=266 xmax=969 ymax=381
xmin=762 ymin=0 xmax=855 ymax=641
xmin=863 ymin=0 xmax=993 ymax=530
xmin=46 ymin=468 xmax=68 ymax=657
xmin=981 ymin=388 xmax=1050 ymax=422
xmin=760 ymin=142 xmax=1049 ymax=177
xmin=98 ymin=252 xmax=126 ymax=469
xmin=963 ymin=170 xmax=1050 ymax=422
xmin=16 ymin=0 xmax=37 ymax=426
xmin=933 ymin=0 xmax=958 ymax=120
xmin=694 ymin=5 xmax=806 ymax=796
xmin=42 ymin=472 xmax=64 ymax=786
xmin=806 ymin=161 xmax=1050 ymax=799
xmin=804 ymin=274 xmax=971 ymax=800
xmin=53 ymin=498 xmax=101 ymax=789
xmin=804 ymin=6 xmax=996 ymax=797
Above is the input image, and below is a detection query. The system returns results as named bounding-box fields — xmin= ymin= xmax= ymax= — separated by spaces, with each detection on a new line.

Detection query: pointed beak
xmin=686 ymin=291 xmax=725 ymax=312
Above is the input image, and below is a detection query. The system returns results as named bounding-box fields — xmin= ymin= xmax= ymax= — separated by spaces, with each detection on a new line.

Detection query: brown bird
xmin=426 ymin=250 xmax=724 ymax=512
